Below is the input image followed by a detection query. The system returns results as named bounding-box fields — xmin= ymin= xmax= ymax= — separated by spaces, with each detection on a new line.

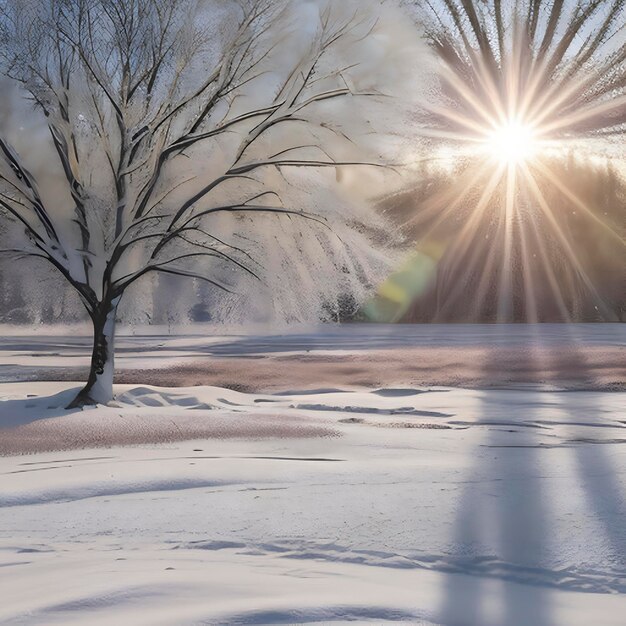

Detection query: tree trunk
xmin=68 ymin=297 xmax=120 ymax=408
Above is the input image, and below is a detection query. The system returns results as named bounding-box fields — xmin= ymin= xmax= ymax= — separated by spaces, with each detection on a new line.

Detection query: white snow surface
xmin=0 ymin=325 xmax=625 ymax=625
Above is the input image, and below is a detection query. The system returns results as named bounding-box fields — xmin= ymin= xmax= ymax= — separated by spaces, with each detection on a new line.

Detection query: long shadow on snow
xmin=439 ymin=331 xmax=626 ymax=626
xmin=547 ymin=340 xmax=626 ymax=572
xmin=0 ymin=388 xmax=83 ymax=428
xmin=438 ymin=344 xmax=552 ymax=626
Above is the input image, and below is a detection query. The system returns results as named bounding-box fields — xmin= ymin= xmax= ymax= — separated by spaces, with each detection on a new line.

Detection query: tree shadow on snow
xmin=549 ymin=340 xmax=626 ymax=574
xmin=439 ymin=342 xmax=550 ymax=626
xmin=0 ymin=387 xmax=82 ymax=428
xmin=437 ymin=327 xmax=625 ymax=626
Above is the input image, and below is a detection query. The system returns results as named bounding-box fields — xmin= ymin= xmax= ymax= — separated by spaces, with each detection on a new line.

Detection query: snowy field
xmin=0 ymin=323 xmax=623 ymax=391
xmin=0 ymin=324 xmax=625 ymax=625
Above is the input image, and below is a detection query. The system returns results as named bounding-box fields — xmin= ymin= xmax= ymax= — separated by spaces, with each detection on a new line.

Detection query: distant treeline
xmin=2 ymin=155 xmax=623 ymax=325
xmin=375 ymin=156 xmax=625 ymax=323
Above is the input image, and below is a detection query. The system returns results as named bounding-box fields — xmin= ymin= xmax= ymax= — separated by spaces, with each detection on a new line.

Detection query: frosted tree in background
xmin=0 ymin=0 xmax=394 ymax=406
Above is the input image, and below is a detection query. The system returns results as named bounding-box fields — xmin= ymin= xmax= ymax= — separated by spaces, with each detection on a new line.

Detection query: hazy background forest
xmin=374 ymin=155 xmax=625 ymax=323
xmin=3 ymin=153 xmax=623 ymax=324
xmin=0 ymin=0 xmax=623 ymax=326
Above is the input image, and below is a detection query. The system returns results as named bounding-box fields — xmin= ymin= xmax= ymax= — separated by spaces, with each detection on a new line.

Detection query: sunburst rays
xmin=406 ymin=0 xmax=626 ymax=322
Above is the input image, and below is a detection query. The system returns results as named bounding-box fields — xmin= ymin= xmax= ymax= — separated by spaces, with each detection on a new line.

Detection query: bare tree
xmin=0 ymin=0 xmax=384 ymax=406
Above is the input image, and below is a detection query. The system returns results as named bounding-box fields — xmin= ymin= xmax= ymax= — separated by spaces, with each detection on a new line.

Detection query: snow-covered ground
xmin=0 ymin=324 xmax=625 ymax=625
xmin=1 ymin=323 xmax=623 ymax=392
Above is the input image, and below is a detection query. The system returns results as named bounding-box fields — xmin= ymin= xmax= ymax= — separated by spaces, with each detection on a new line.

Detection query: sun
xmin=484 ymin=120 xmax=537 ymax=165
xmin=406 ymin=1 xmax=626 ymax=323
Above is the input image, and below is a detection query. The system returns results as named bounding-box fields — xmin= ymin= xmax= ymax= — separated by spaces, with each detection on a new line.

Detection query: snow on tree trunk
xmin=68 ymin=297 xmax=121 ymax=408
